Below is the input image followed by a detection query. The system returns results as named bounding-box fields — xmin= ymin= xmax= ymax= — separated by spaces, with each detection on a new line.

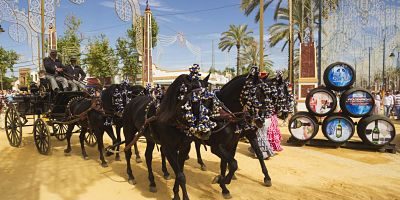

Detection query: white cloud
xmin=156 ymin=16 xmax=172 ymax=23
xmin=139 ymin=0 xmax=180 ymax=12
xmin=175 ymin=14 xmax=201 ymax=22
xmin=99 ymin=1 xmax=114 ymax=8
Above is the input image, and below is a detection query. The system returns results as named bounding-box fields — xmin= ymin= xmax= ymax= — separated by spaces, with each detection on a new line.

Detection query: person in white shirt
xmin=383 ymin=91 xmax=394 ymax=117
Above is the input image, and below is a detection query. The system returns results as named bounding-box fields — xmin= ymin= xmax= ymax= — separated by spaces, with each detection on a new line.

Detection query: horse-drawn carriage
xmin=3 ymin=81 xmax=97 ymax=155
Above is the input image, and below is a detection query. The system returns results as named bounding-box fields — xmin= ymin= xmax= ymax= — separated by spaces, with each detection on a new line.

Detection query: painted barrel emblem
xmin=357 ymin=116 xmax=396 ymax=146
xmin=305 ymin=88 xmax=337 ymax=116
xmin=288 ymin=112 xmax=319 ymax=141
xmin=340 ymin=88 xmax=374 ymax=117
xmin=322 ymin=115 xmax=354 ymax=143
xmin=323 ymin=62 xmax=355 ymax=91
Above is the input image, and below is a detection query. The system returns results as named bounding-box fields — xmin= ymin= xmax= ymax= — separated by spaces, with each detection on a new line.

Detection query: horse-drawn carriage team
xmin=2 ymin=50 xmax=294 ymax=200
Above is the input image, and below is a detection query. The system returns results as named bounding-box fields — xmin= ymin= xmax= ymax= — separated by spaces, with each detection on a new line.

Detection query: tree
xmin=219 ymin=24 xmax=253 ymax=76
xmin=57 ymin=15 xmax=82 ymax=64
xmin=116 ymin=16 xmax=159 ymax=82
xmin=0 ymin=46 xmax=19 ymax=90
xmin=241 ymin=39 xmax=273 ymax=74
xmin=241 ymin=0 xmax=339 ymax=22
xmin=83 ymin=35 xmax=118 ymax=83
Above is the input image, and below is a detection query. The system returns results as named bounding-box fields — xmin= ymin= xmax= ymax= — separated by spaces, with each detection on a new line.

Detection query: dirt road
xmin=0 ymin=124 xmax=399 ymax=200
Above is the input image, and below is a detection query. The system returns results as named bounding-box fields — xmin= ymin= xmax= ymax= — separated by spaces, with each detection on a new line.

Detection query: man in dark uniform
xmin=43 ymin=50 xmax=68 ymax=92
xmin=64 ymin=57 xmax=85 ymax=91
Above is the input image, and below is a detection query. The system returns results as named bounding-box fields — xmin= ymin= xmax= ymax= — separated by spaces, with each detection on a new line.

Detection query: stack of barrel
xmin=289 ymin=62 xmax=396 ymax=147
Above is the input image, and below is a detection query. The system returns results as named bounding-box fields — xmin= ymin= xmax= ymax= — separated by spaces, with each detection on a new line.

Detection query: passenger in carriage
xmin=43 ymin=49 xmax=69 ymax=92
xmin=64 ymin=57 xmax=86 ymax=91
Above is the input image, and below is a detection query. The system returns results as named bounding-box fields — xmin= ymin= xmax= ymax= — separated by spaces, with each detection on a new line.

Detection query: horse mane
xmin=220 ymin=74 xmax=248 ymax=91
xmin=158 ymin=74 xmax=191 ymax=124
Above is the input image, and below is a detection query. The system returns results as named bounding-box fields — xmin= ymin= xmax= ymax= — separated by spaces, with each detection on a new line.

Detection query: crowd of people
xmin=373 ymin=90 xmax=400 ymax=119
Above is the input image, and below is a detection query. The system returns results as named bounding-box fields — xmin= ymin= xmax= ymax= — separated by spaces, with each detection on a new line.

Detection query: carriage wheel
xmin=84 ymin=129 xmax=97 ymax=147
xmin=33 ymin=118 xmax=51 ymax=155
xmin=5 ymin=106 xmax=23 ymax=147
xmin=53 ymin=123 xmax=67 ymax=141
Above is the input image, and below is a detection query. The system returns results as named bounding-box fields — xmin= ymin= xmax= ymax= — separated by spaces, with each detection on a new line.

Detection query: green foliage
xmin=117 ymin=16 xmax=159 ymax=82
xmin=83 ymin=35 xmax=118 ymax=81
xmin=0 ymin=46 xmax=19 ymax=78
xmin=219 ymin=24 xmax=253 ymax=76
xmin=57 ymin=15 xmax=82 ymax=64
xmin=241 ymin=0 xmax=339 ymax=22
xmin=1 ymin=76 xmax=17 ymax=90
xmin=240 ymin=39 xmax=273 ymax=72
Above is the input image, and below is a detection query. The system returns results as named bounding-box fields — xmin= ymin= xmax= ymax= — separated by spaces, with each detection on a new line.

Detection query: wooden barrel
xmin=323 ymin=62 xmax=355 ymax=91
xmin=288 ymin=112 xmax=319 ymax=142
xmin=357 ymin=115 xmax=396 ymax=146
xmin=305 ymin=87 xmax=337 ymax=117
xmin=340 ymin=88 xmax=374 ymax=118
xmin=322 ymin=114 xmax=355 ymax=143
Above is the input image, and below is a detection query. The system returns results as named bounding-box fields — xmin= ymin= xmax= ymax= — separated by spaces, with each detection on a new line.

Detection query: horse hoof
xmin=83 ymin=156 xmax=89 ymax=160
xmin=136 ymin=157 xmax=142 ymax=163
xmin=201 ymin=165 xmax=207 ymax=171
xmin=163 ymin=174 xmax=171 ymax=180
xmin=64 ymin=152 xmax=71 ymax=156
xmin=149 ymin=186 xmax=157 ymax=193
xmin=232 ymin=174 xmax=237 ymax=180
xmin=115 ymin=157 xmax=121 ymax=161
xmin=264 ymin=179 xmax=272 ymax=187
xmin=101 ymin=163 xmax=108 ymax=168
xmin=223 ymin=193 xmax=232 ymax=199
xmin=128 ymin=179 xmax=137 ymax=185
xmin=212 ymin=175 xmax=221 ymax=184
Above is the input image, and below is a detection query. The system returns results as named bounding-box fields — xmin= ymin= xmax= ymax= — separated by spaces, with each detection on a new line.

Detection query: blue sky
xmin=0 ymin=0 xmax=288 ymax=74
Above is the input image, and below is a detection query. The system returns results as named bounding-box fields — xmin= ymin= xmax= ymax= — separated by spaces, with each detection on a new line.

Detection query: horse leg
xmin=160 ymin=146 xmax=171 ymax=180
xmin=145 ymin=140 xmax=157 ymax=193
xmin=164 ymin=147 xmax=188 ymax=200
xmin=64 ymin=124 xmax=75 ymax=155
xmin=96 ymin=129 xmax=108 ymax=167
xmin=246 ymin=133 xmax=272 ymax=187
xmin=195 ymin=141 xmax=207 ymax=171
xmin=125 ymin=147 xmax=136 ymax=185
xmin=104 ymin=124 xmax=116 ymax=157
xmin=210 ymin=145 xmax=232 ymax=199
xmin=114 ymin=122 xmax=122 ymax=161
xmin=79 ymin=126 xmax=89 ymax=160
xmin=134 ymin=143 xmax=142 ymax=163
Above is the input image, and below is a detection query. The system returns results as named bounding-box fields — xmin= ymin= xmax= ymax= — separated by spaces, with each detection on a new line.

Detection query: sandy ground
xmin=0 ymin=119 xmax=400 ymax=200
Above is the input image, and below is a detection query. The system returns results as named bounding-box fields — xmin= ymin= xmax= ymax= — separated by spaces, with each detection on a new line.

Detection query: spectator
xmin=394 ymin=91 xmax=400 ymax=120
xmin=373 ymin=92 xmax=381 ymax=115
xmin=383 ymin=91 xmax=393 ymax=117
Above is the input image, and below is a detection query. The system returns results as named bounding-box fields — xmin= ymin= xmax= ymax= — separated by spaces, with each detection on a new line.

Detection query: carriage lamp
xmin=0 ymin=24 xmax=5 ymax=33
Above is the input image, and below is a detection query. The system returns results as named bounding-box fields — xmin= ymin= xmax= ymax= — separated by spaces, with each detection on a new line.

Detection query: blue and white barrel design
xmin=323 ymin=62 xmax=355 ymax=91
xmin=322 ymin=115 xmax=355 ymax=143
xmin=340 ymin=88 xmax=374 ymax=118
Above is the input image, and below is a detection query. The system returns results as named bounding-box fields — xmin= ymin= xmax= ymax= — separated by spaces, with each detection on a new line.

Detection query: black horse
xmin=122 ymin=74 xmax=210 ymax=200
xmin=63 ymin=83 xmax=145 ymax=167
xmin=63 ymin=97 xmax=116 ymax=167
xmin=101 ymin=83 xmax=145 ymax=162
xmin=189 ymin=70 xmax=293 ymax=198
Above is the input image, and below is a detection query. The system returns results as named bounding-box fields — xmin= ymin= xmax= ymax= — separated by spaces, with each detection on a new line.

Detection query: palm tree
xmin=219 ymin=24 xmax=253 ymax=76
xmin=241 ymin=39 xmax=274 ymax=73
xmin=241 ymin=0 xmax=339 ymax=22
xmin=241 ymin=0 xmax=284 ymax=22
